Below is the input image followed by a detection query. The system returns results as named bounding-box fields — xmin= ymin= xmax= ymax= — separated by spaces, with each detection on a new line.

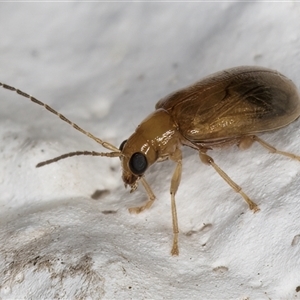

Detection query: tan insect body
xmin=2 ymin=66 xmax=300 ymax=255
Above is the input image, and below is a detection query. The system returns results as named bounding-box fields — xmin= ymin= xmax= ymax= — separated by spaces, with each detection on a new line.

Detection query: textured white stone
xmin=0 ymin=2 xmax=300 ymax=299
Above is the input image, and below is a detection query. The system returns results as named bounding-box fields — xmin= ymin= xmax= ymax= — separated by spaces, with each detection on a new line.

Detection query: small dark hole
xmin=101 ymin=210 xmax=117 ymax=215
xmin=91 ymin=189 xmax=110 ymax=200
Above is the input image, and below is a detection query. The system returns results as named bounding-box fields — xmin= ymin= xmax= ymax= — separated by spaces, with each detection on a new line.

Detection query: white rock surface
xmin=1 ymin=2 xmax=300 ymax=299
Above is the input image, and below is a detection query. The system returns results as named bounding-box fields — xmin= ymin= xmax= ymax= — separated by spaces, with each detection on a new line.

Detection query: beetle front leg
xmin=169 ymin=148 xmax=183 ymax=256
xmin=199 ymin=151 xmax=260 ymax=212
xmin=128 ymin=177 xmax=156 ymax=214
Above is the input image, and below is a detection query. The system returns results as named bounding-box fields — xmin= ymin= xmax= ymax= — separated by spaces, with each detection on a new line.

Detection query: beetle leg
xmin=199 ymin=151 xmax=260 ymax=212
xmin=252 ymin=135 xmax=300 ymax=161
xmin=169 ymin=148 xmax=183 ymax=256
xmin=128 ymin=177 xmax=156 ymax=214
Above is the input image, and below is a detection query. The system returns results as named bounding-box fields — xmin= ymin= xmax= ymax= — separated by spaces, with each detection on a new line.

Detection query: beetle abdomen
xmin=156 ymin=66 xmax=300 ymax=142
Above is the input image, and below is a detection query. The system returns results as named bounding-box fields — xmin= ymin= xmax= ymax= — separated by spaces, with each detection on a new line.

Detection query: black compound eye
xmin=119 ymin=139 xmax=127 ymax=151
xmin=129 ymin=152 xmax=148 ymax=175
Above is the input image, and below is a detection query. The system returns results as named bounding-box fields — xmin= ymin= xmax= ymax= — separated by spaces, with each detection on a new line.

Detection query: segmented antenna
xmin=0 ymin=83 xmax=120 ymax=152
xmin=36 ymin=150 xmax=121 ymax=167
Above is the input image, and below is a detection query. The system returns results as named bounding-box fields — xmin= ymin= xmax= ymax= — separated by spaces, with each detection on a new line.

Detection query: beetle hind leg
xmin=199 ymin=151 xmax=260 ymax=212
xmin=248 ymin=135 xmax=300 ymax=161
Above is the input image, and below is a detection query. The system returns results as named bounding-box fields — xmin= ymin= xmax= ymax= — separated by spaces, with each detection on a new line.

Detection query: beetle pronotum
xmin=1 ymin=66 xmax=300 ymax=255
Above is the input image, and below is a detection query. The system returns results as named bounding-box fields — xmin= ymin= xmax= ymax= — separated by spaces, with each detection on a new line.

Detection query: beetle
xmin=1 ymin=66 xmax=300 ymax=256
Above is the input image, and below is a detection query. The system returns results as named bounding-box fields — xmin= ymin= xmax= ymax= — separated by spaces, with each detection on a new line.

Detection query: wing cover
xmin=156 ymin=66 xmax=300 ymax=142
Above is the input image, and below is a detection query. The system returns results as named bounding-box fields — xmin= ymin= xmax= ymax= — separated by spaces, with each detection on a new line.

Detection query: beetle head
xmin=119 ymin=133 xmax=157 ymax=186
xmin=118 ymin=109 xmax=179 ymax=188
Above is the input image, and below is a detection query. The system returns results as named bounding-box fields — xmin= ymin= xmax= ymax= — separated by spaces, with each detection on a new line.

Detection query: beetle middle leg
xmin=239 ymin=135 xmax=300 ymax=161
xmin=199 ymin=151 xmax=260 ymax=212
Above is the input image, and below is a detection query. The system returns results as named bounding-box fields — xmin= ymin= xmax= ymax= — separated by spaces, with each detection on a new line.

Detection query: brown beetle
xmin=1 ymin=66 xmax=300 ymax=256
